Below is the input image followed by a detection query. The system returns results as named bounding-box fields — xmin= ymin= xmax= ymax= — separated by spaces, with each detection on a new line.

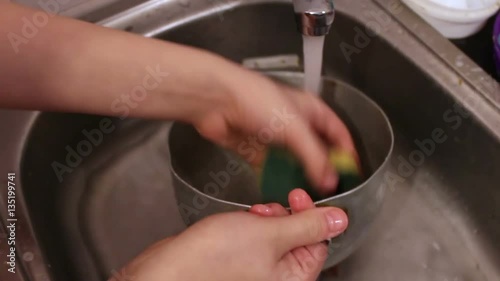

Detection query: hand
xmin=192 ymin=70 xmax=356 ymax=193
xmin=111 ymin=189 xmax=348 ymax=281
xmin=0 ymin=3 xmax=356 ymax=193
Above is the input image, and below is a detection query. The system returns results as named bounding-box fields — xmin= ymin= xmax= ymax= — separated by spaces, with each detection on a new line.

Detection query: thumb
xmin=267 ymin=207 xmax=348 ymax=256
xmin=282 ymin=118 xmax=339 ymax=192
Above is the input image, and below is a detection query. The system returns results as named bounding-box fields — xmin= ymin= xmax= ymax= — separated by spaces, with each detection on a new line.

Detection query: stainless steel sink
xmin=1 ymin=0 xmax=499 ymax=281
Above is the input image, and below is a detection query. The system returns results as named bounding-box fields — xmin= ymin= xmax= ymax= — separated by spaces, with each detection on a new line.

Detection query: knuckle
xmin=195 ymin=114 xmax=229 ymax=142
xmin=302 ymin=255 xmax=317 ymax=273
xmin=311 ymin=244 xmax=329 ymax=261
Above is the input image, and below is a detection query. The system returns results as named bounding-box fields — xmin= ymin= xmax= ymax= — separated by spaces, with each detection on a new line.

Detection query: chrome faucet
xmin=293 ymin=0 xmax=335 ymax=36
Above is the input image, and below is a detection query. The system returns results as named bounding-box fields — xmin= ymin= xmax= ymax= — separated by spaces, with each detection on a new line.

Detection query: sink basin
xmin=1 ymin=0 xmax=499 ymax=281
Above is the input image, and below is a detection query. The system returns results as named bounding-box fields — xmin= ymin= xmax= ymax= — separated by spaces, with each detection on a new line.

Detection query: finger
xmin=268 ymin=207 xmax=348 ymax=255
xmin=288 ymin=188 xmax=315 ymax=214
xmin=289 ymin=244 xmax=328 ymax=275
xmin=316 ymin=104 xmax=361 ymax=167
xmin=290 ymin=92 xmax=360 ymax=167
xmin=266 ymin=203 xmax=290 ymax=217
xmin=249 ymin=204 xmax=273 ymax=216
xmin=288 ymin=189 xmax=329 ymax=269
xmin=280 ymin=116 xmax=339 ymax=193
xmin=194 ymin=113 xmax=230 ymax=146
xmin=212 ymin=133 xmax=268 ymax=168
xmin=290 ymin=90 xmax=356 ymax=154
xmin=315 ymin=101 xmax=357 ymax=155
xmin=249 ymin=203 xmax=289 ymax=217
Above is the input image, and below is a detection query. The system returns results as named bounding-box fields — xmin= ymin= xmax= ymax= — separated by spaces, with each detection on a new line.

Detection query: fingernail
xmin=322 ymin=172 xmax=338 ymax=189
xmin=325 ymin=209 xmax=348 ymax=236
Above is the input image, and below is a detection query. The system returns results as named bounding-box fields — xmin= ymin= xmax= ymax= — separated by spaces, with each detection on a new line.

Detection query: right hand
xmin=192 ymin=70 xmax=357 ymax=194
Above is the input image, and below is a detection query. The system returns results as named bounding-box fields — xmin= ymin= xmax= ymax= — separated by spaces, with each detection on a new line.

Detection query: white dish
xmin=427 ymin=0 xmax=497 ymax=10
xmin=403 ymin=0 xmax=500 ymax=38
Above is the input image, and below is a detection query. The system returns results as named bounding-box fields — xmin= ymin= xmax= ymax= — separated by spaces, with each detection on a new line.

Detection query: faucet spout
xmin=293 ymin=0 xmax=335 ymax=36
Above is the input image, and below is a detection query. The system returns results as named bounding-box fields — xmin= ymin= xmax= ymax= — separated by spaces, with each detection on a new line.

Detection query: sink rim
xmin=1 ymin=1 xmax=500 ymax=281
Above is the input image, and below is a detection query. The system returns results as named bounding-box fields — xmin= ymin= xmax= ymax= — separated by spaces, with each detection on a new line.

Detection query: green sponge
xmin=259 ymin=147 xmax=362 ymax=206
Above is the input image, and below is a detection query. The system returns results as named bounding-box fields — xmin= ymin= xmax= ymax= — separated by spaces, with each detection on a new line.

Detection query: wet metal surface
xmin=0 ymin=1 xmax=499 ymax=281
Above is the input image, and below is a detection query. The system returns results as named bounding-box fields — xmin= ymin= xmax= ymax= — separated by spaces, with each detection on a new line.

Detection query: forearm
xmin=0 ymin=3 xmax=247 ymax=122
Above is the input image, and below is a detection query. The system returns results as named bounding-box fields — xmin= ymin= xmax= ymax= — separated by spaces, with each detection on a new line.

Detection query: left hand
xmin=110 ymin=189 xmax=348 ymax=281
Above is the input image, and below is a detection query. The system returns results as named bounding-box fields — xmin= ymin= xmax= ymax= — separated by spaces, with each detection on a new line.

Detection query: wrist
xmin=157 ymin=50 xmax=239 ymax=125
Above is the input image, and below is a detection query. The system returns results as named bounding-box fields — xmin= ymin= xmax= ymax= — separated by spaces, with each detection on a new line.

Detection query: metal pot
xmin=168 ymin=71 xmax=394 ymax=268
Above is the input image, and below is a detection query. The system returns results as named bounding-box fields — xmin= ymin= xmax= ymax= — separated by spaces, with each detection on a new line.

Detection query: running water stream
xmin=302 ymin=35 xmax=325 ymax=95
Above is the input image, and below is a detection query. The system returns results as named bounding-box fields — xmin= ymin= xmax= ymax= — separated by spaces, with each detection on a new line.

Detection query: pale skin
xmin=1 ymin=3 xmax=353 ymax=280
xmin=110 ymin=189 xmax=348 ymax=281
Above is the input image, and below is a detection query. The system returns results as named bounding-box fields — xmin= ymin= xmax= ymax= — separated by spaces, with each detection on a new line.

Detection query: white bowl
xmin=403 ymin=0 xmax=500 ymax=38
